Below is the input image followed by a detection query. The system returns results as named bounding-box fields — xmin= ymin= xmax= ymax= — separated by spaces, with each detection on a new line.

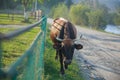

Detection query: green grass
xmin=0 ymin=27 xmax=40 ymax=67
xmin=0 ymin=14 xmax=36 ymax=25
xmin=44 ymin=28 xmax=84 ymax=80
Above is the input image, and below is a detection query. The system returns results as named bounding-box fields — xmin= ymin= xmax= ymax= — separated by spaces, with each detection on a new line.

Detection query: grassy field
xmin=0 ymin=14 xmax=36 ymax=25
xmin=0 ymin=27 xmax=40 ymax=67
xmin=44 ymin=28 xmax=84 ymax=80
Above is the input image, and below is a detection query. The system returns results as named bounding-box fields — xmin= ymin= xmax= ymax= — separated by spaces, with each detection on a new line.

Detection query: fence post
xmin=38 ymin=15 xmax=47 ymax=80
xmin=41 ymin=16 xmax=47 ymax=31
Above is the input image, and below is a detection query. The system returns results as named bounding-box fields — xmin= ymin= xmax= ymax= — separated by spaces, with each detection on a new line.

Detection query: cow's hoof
xmin=65 ymin=66 xmax=68 ymax=70
xmin=60 ymin=71 xmax=65 ymax=76
xmin=60 ymin=73 xmax=66 ymax=77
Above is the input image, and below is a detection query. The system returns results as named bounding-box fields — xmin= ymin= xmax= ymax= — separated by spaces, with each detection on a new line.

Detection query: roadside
xmin=75 ymin=26 xmax=120 ymax=80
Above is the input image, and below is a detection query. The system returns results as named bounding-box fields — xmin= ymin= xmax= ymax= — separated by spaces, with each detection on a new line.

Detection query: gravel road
xmin=75 ymin=26 xmax=120 ymax=80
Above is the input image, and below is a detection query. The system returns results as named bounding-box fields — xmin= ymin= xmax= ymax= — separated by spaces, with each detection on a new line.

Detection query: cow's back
xmin=50 ymin=18 xmax=77 ymax=43
xmin=50 ymin=18 xmax=67 ymax=43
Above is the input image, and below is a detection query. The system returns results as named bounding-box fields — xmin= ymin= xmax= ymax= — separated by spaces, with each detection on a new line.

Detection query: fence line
xmin=0 ymin=16 xmax=47 ymax=80
xmin=0 ymin=17 xmax=44 ymax=40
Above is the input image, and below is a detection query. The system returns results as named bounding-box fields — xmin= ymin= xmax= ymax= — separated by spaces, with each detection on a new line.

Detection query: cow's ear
xmin=74 ymin=44 xmax=83 ymax=50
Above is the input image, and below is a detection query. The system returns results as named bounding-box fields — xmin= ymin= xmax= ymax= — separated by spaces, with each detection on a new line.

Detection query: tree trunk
xmin=24 ymin=7 xmax=28 ymax=22
xmin=12 ymin=9 xmax=14 ymax=21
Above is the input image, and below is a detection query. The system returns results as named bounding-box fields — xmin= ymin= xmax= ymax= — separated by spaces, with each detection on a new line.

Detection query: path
xmin=75 ymin=26 xmax=120 ymax=80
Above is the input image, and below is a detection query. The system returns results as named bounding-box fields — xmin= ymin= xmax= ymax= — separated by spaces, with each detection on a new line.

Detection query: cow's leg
xmin=65 ymin=64 xmax=68 ymax=70
xmin=55 ymin=49 xmax=59 ymax=60
xmin=59 ymin=50 xmax=65 ymax=75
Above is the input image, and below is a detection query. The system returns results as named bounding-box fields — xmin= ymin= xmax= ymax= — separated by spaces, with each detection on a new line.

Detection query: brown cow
xmin=50 ymin=17 xmax=83 ymax=75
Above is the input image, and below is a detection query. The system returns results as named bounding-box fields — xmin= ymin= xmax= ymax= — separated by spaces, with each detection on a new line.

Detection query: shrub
xmin=69 ymin=4 xmax=90 ymax=25
xmin=50 ymin=3 xmax=69 ymax=19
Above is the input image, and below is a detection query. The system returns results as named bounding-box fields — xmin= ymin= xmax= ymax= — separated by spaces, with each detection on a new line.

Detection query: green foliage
xmin=50 ymin=3 xmax=69 ymax=19
xmin=87 ymin=9 xmax=107 ymax=29
xmin=0 ymin=0 xmax=46 ymax=10
xmin=43 ymin=0 xmax=64 ymax=8
xmin=21 ymin=0 xmax=32 ymax=8
xmin=115 ymin=1 xmax=120 ymax=15
xmin=69 ymin=4 xmax=90 ymax=25
xmin=114 ymin=14 xmax=120 ymax=25
xmin=113 ymin=2 xmax=120 ymax=25
xmin=65 ymin=0 xmax=73 ymax=9
xmin=86 ymin=10 xmax=103 ymax=29
xmin=0 ymin=0 xmax=17 ymax=9
xmin=49 ymin=1 xmax=119 ymax=30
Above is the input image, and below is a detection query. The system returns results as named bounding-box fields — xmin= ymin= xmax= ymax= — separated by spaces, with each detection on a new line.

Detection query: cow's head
xmin=58 ymin=39 xmax=83 ymax=65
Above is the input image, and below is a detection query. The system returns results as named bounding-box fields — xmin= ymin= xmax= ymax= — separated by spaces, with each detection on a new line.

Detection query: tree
xmin=86 ymin=8 xmax=108 ymax=29
xmin=20 ymin=0 xmax=33 ymax=21
xmin=114 ymin=1 xmax=120 ymax=25
xmin=19 ymin=0 xmax=44 ymax=22
xmin=65 ymin=0 xmax=73 ymax=9
xmin=86 ymin=10 xmax=101 ymax=29
xmin=50 ymin=3 xmax=69 ymax=19
xmin=43 ymin=0 xmax=64 ymax=8
xmin=114 ymin=14 xmax=120 ymax=25
xmin=69 ymin=4 xmax=90 ymax=25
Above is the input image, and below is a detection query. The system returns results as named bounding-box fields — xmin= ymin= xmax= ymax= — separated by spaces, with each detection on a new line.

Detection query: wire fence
xmin=0 ymin=16 xmax=47 ymax=80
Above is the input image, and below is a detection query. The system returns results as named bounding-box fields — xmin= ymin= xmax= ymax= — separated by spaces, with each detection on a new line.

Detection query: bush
xmin=86 ymin=9 xmax=108 ymax=29
xmin=114 ymin=14 xmax=120 ymax=25
xmin=69 ymin=4 xmax=90 ymax=25
xmin=50 ymin=3 xmax=69 ymax=19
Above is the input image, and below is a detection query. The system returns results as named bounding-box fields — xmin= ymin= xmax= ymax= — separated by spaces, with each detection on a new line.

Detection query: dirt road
xmin=75 ymin=26 xmax=120 ymax=80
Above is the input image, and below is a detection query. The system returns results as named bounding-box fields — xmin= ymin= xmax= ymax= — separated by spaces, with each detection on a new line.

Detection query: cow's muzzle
xmin=64 ymin=60 xmax=72 ymax=65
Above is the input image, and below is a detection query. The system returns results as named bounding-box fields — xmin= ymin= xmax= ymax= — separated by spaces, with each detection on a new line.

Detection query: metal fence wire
xmin=0 ymin=16 xmax=47 ymax=80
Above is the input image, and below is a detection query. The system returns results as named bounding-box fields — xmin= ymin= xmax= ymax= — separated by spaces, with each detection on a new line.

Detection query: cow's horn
xmin=56 ymin=37 xmax=63 ymax=41
xmin=80 ymin=34 xmax=82 ymax=39
xmin=73 ymin=34 xmax=83 ymax=42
